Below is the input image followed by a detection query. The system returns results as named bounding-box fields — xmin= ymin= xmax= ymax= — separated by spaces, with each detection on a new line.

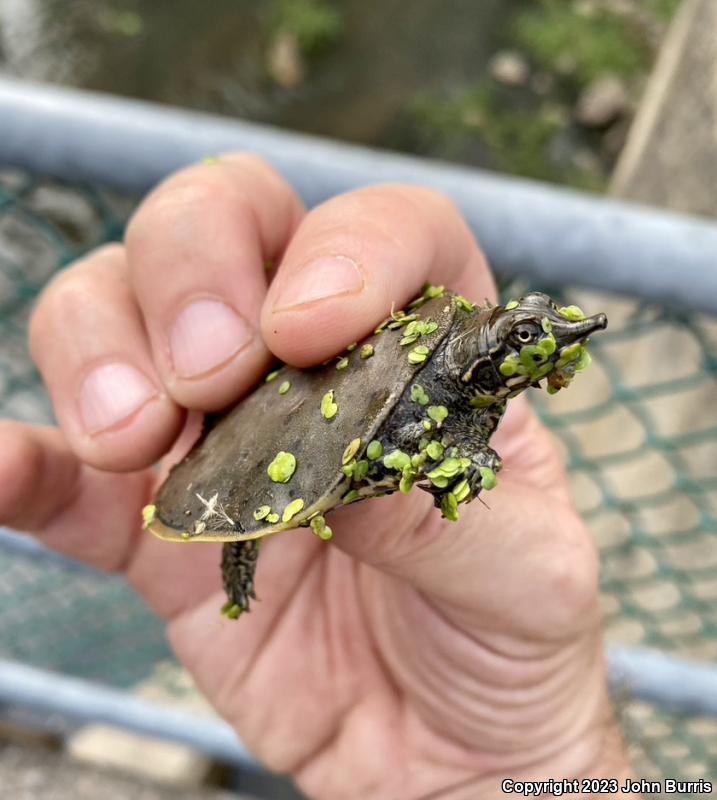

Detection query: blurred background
xmin=0 ymin=0 xmax=682 ymax=189
xmin=1 ymin=1 xmax=716 ymax=798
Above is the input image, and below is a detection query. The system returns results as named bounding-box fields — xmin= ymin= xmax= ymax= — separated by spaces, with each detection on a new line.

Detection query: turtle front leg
xmin=424 ymin=441 xmax=502 ymax=521
xmin=221 ymin=540 xmax=260 ymax=619
xmin=463 ymin=444 xmax=502 ymax=499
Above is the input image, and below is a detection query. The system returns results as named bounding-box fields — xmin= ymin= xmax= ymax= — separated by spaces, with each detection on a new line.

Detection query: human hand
xmin=1 ymin=156 xmax=635 ymax=799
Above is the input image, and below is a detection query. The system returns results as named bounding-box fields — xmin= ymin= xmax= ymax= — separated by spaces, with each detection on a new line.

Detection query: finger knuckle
xmin=130 ymin=173 xmax=256 ymax=250
xmin=29 ymin=265 xmax=95 ymax=357
xmin=220 ymin=152 xmax=278 ymax=181
xmin=385 ymin=183 xmax=463 ymax=219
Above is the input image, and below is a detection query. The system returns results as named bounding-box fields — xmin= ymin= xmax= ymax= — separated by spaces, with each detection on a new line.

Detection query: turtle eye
xmin=513 ymin=323 xmax=538 ymax=344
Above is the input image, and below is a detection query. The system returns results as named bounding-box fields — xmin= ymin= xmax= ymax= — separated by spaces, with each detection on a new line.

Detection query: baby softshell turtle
xmin=144 ymin=287 xmax=607 ymax=619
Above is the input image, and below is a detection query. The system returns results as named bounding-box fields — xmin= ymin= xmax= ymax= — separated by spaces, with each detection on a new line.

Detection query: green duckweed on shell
xmin=336 ymin=357 xmax=349 ymax=370
xmin=141 ymin=504 xmax=157 ymax=530
xmin=403 ymin=320 xmax=421 ymax=338
xmin=537 ymin=334 xmax=557 ymax=356
xmin=399 ymin=470 xmax=416 ymax=494
xmin=520 ymin=344 xmax=547 ymax=364
xmin=267 ymin=451 xmax=297 ymax=483
xmin=253 ymin=505 xmax=271 ymax=521
xmin=387 ymin=311 xmax=419 ymax=329
xmin=408 ymin=345 xmax=430 ymax=364
xmin=427 ymin=405 xmax=448 ymax=426
xmin=400 ymin=333 xmax=420 ymax=347
xmin=278 ymin=380 xmax=291 ymax=395
xmin=342 ymin=437 xmax=362 ymax=465
xmin=411 ymin=451 xmax=427 ymax=469
xmin=479 ymin=466 xmax=497 ymax=490
xmin=453 ymin=479 xmax=471 ymax=503
xmin=558 ymin=305 xmax=586 ymax=321
xmin=311 ymin=515 xmax=333 ymax=541
xmin=556 ymin=342 xmax=583 ymax=368
xmin=425 ymin=441 xmax=444 ymax=461
xmin=401 ymin=319 xmax=438 ymax=344
xmin=266 ymin=512 xmax=280 ymax=524
xmin=360 ymin=344 xmax=374 ymax=359
xmin=366 ymin=440 xmax=384 ymax=461
xmin=541 ymin=317 xmax=553 ymax=333
xmin=427 ymin=457 xmax=470 ymax=483
xmin=456 ymin=295 xmax=475 ymax=312
xmin=469 ymin=393 xmax=496 ymax=408
xmin=533 ymin=362 xmax=554 ymax=380
xmin=226 ymin=604 xmax=242 ymax=619
xmin=575 ymin=349 xmax=592 ymax=372
xmin=321 ymin=390 xmax=338 ymax=419
xmin=353 ymin=460 xmax=369 ymax=481
xmin=441 ymin=492 xmax=459 ymax=522
xmin=504 ymin=300 xmax=519 ymax=310
xmin=499 ymin=357 xmax=518 ymax=376
xmin=410 ymin=384 xmax=430 ymax=405
xmin=422 ymin=420 xmax=432 ymax=431
xmin=265 ymin=368 xmax=282 ymax=383
xmin=423 ymin=284 xmax=445 ymax=299
xmin=347 ymin=342 xmax=358 ymax=351
xmin=383 ymin=450 xmax=411 ymax=471
xmin=343 ymin=489 xmax=360 ymax=504
xmin=282 ymin=498 xmax=304 ymax=523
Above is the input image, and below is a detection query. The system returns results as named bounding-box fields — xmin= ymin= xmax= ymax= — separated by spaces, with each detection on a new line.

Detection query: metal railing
xmin=1 ymin=78 xmax=717 ymax=314
xmin=1 ymin=78 xmax=717 ymax=770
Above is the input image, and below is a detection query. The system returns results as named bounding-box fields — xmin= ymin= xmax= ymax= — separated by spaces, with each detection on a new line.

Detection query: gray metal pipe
xmin=2 ymin=526 xmax=717 ymax=725
xmin=1 ymin=79 xmax=717 ymax=314
xmin=607 ymin=645 xmax=717 ymax=717
xmin=0 ymin=643 xmax=716 ymax=773
xmin=0 ymin=658 xmax=260 ymax=769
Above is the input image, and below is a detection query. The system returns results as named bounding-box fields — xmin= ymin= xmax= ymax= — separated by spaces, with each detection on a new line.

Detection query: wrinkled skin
xmin=0 ymin=156 xmax=636 ymax=799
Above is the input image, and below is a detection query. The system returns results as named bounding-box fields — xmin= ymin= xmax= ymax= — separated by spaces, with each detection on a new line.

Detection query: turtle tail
xmin=221 ymin=540 xmax=261 ymax=619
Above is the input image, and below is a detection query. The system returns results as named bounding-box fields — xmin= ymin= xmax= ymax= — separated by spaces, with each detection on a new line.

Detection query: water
xmin=0 ymin=0 xmax=520 ymax=150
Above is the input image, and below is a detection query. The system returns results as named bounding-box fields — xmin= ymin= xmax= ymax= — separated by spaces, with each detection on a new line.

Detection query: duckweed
xmin=282 ymin=498 xmax=304 ymax=523
xmin=321 ymin=390 xmax=338 ymax=419
xmin=267 ymin=451 xmax=297 ymax=483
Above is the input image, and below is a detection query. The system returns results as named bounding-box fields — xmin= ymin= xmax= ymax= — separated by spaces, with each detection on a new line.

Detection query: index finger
xmin=125 ymin=154 xmax=305 ymax=411
xmin=261 ymin=184 xmax=495 ymax=366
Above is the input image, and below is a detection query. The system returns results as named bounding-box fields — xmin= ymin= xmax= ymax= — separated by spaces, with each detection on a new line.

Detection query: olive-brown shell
xmin=148 ymin=295 xmax=459 ymax=543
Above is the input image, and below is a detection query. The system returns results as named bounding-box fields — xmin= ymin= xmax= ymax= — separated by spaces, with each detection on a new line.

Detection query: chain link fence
xmin=524 ymin=281 xmax=717 ymax=790
xmin=0 ymin=170 xmax=171 ymax=688
xmin=0 ymin=169 xmax=715 ymax=792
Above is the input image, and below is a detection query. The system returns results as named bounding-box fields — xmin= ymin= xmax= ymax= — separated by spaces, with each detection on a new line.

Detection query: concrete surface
xmin=0 ymin=742 xmax=254 ymax=800
xmin=611 ymin=0 xmax=717 ymax=216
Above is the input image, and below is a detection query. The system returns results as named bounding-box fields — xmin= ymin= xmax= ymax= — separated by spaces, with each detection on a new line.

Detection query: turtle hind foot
xmin=221 ymin=540 xmax=260 ymax=619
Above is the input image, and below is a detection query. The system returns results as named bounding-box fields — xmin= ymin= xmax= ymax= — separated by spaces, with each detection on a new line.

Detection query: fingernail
xmin=79 ymin=363 xmax=158 ymax=434
xmin=273 ymin=255 xmax=364 ymax=311
xmin=170 ymin=299 xmax=252 ymax=378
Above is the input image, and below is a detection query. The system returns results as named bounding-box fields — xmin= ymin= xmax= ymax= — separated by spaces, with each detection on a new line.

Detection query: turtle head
xmin=457 ymin=292 xmax=607 ymax=403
